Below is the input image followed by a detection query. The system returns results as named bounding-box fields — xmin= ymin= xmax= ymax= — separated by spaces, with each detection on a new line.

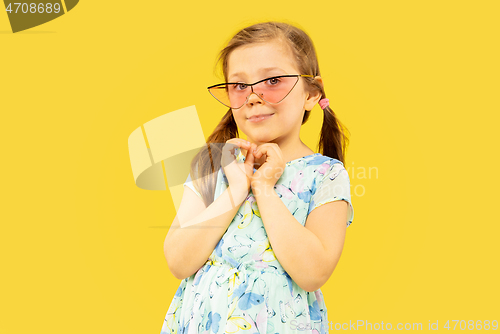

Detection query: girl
xmin=162 ymin=21 xmax=354 ymax=334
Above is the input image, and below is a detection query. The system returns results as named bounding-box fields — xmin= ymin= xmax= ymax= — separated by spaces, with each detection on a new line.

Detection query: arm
xmin=252 ymin=184 xmax=348 ymax=292
xmin=164 ymin=185 xmax=248 ymax=280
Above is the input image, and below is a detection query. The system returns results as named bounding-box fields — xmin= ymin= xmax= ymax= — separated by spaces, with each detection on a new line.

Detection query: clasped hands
xmin=221 ymin=138 xmax=286 ymax=194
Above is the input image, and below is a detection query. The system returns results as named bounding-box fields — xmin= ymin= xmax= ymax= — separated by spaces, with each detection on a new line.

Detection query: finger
xmin=222 ymin=140 xmax=243 ymax=162
xmin=227 ymin=139 xmax=251 ymax=149
xmin=249 ymin=143 xmax=257 ymax=156
xmin=224 ymin=139 xmax=240 ymax=152
xmin=227 ymin=138 xmax=251 ymax=147
xmin=241 ymin=141 xmax=254 ymax=157
xmin=254 ymin=144 xmax=274 ymax=159
xmin=244 ymin=144 xmax=255 ymax=167
xmin=225 ymin=139 xmax=250 ymax=156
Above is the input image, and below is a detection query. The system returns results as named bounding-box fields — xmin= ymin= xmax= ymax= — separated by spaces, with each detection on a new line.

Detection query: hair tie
xmin=319 ymin=98 xmax=329 ymax=109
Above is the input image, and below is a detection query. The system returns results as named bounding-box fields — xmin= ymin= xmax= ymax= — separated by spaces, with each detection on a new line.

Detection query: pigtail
xmin=189 ymin=108 xmax=239 ymax=207
xmin=318 ymin=101 xmax=350 ymax=165
xmin=304 ymin=73 xmax=351 ymax=165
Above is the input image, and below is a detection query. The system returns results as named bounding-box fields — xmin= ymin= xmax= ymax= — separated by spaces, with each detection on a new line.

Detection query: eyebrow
xmin=228 ymin=67 xmax=287 ymax=82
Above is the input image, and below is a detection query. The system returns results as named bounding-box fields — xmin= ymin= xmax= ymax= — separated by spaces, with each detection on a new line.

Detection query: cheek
xmin=276 ymin=105 xmax=303 ymax=124
xmin=233 ymin=113 xmax=249 ymax=131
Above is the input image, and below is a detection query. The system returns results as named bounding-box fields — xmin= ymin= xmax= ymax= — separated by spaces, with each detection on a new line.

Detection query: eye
xmin=232 ymin=83 xmax=248 ymax=91
xmin=266 ymin=77 xmax=282 ymax=85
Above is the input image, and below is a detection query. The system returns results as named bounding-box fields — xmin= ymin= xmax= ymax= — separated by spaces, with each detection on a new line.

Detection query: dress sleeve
xmin=183 ymin=173 xmax=203 ymax=198
xmin=308 ymin=161 xmax=354 ymax=227
xmin=184 ymin=161 xmax=203 ymax=199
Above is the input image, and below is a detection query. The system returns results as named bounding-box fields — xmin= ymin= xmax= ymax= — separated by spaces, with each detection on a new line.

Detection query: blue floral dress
xmin=161 ymin=149 xmax=354 ymax=334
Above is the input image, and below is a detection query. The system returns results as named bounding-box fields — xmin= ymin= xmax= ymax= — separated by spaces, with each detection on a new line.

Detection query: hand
xmin=251 ymin=143 xmax=286 ymax=191
xmin=221 ymin=138 xmax=258 ymax=193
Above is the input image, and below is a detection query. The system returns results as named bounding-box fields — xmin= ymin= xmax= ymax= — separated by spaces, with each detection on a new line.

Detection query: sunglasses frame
xmin=207 ymin=74 xmax=314 ymax=109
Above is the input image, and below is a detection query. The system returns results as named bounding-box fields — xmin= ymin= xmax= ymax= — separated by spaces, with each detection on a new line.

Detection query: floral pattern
xmin=161 ymin=150 xmax=354 ymax=334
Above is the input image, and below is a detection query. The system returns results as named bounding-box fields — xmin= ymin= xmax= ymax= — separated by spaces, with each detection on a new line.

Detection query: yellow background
xmin=1 ymin=1 xmax=499 ymax=333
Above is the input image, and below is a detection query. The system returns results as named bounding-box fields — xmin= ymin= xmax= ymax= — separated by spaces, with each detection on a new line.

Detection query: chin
xmin=250 ymin=134 xmax=277 ymax=144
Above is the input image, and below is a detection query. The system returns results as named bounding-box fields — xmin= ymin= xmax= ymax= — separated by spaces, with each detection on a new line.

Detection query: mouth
xmin=247 ymin=113 xmax=275 ymax=123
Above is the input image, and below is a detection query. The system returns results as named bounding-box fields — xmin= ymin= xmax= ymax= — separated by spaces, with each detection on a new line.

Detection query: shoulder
xmin=308 ymin=154 xmax=345 ymax=175
xmin=305 ymin=153 xmax=343 ymax=166
xmin=308 ymin=156 xmax=348 ymax=192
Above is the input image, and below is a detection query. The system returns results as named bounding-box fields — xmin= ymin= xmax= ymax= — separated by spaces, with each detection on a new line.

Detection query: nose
xmin=246 ymin=88 xmax=265 ymax=105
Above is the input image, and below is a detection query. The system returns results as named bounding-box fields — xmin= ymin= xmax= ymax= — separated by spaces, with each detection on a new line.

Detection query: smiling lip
xmin=247 ymin=113 xmax=275 ymax=123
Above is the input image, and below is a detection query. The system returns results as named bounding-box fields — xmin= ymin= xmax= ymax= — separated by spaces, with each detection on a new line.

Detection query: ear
xmin=304 ymin=76 xmax=324 ymax=111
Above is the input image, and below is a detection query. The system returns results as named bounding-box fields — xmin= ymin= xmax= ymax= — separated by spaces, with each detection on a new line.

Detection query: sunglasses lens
xmin=252 ymin=76 xmax=298 ymax=104
xmin=209 ymin=85 xmax=235 ymax=108
xmin=209 ymin=84 xmax=249 ymax=109
xmin=209 ymin=76 xmax=299 ymax=108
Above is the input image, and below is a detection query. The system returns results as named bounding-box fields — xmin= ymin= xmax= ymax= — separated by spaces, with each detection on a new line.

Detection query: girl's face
xmin=226 ymin=40 xmax=319 ymax=147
